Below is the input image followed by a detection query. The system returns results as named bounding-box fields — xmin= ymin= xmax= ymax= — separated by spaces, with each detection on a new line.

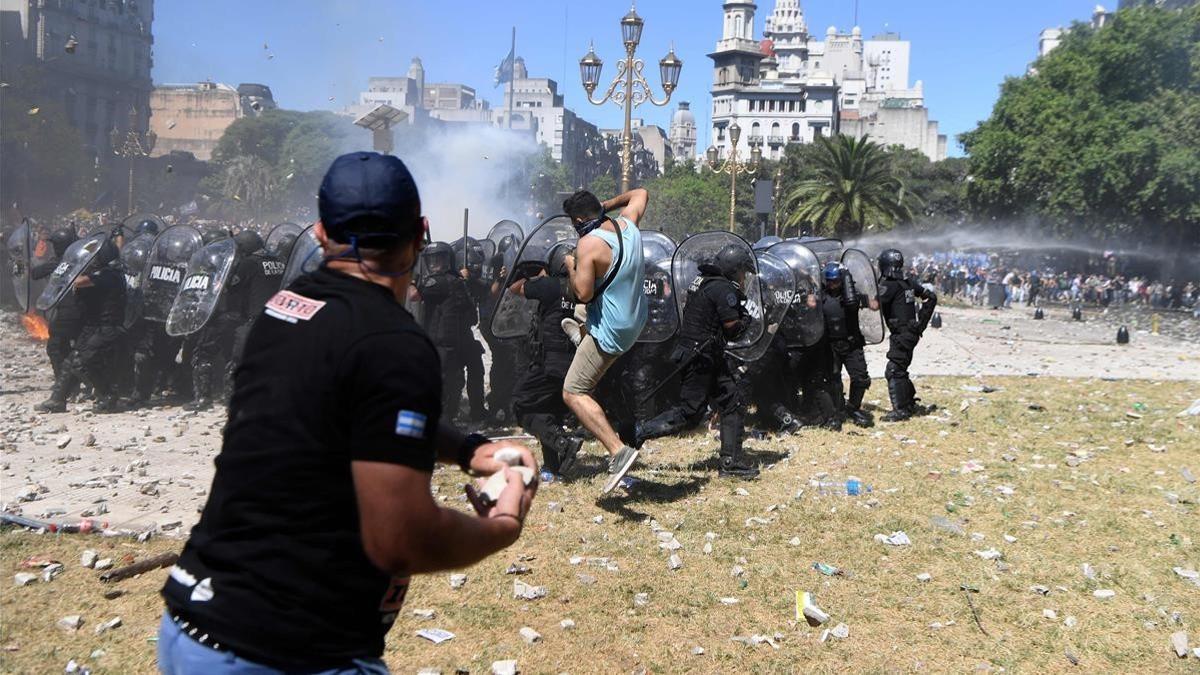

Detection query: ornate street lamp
xmin=707 ymin=120 xmax=761 ymax=231
xmin=109 ymin=107 xmax=156 ymax=216
xmin=579 ymin=2 xmax=682 ymax=192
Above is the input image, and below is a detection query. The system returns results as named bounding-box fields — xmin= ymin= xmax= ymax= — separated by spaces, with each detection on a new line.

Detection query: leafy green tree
xmin=216 ymin=155 xmax=277 ymax=218
xmin=961 ymin=4 xmax=1200 ymax=245
xmin=210 ymin=109 xmax=307 ymax=167
xmin=888 ymin=149 xmax=970 ymax=228
xmin=782 ymin=134 xmax=914 ymax=238
xmin=276 ymin=112 xmax=358 ymax=204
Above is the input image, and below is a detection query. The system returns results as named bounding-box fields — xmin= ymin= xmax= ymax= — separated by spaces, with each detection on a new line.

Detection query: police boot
xmin=553 ymin=431 xmax=584 ymax=479
xmin=772 ymin=404 xmax=802 ymax=434
xmin=185 ymin=364 xmax=213 ymax=411
xmin=717 ymin=414 xmax=759 ymax=480
xmin=881 ymin=379 xmax=911 ymax=422
xmin=35 ymin=369 xmax=80 ymax=413
xmin=846 ymin=388 xmax=874 ymax=427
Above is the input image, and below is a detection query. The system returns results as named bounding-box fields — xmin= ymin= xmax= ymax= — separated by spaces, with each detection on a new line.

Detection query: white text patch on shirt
xmin=265 ymin=290 xmax=326 ymax=324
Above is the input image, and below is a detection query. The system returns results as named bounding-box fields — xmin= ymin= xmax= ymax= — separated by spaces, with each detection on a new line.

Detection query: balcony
xmin=768 ymin=135 xmax=786 ymax=146
xmin=747 ymin=134 xmax=764 ymax=146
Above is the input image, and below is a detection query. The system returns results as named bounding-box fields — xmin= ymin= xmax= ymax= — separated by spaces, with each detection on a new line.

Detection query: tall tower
xmin=709 ymin=1 xmax=764 ymax=158
xmin=407 ymin=57 xmax=425 ymax=107
xmin=669 ymin=101 xmax=698 ymax=161
xmin=763 ymin=0 xmax=809 ymax=78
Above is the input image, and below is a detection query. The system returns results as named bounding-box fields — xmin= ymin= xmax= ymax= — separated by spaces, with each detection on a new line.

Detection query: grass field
xmin=2 ymin=376 xmax=1198 ymax=674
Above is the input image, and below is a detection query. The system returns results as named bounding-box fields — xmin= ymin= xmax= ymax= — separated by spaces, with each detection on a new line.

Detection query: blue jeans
xmin=157 ymin=613 xmax=390 ymax=674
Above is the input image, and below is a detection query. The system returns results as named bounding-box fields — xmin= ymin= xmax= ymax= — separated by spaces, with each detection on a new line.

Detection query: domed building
xmin=668 ymin=102 xmax=698 ymax=162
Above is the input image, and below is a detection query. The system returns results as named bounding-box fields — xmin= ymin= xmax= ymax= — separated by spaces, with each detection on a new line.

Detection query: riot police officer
xmin=636 ymin=244 xmax=758 ymax=479
xmin=31 ymin=228 xmax=82 ymax=381
xmin=225 ymin=229 xmax=286 ymax=385
xmin=821 ymin=262 xmax=875 ymax=427
xmin=420 ymin=242 xmax=487 ymax=422
xmin=482 ymin=241 xmax=518 ymax=426
xmin=36 ymin=240 xmax=126 ymax=413
xmin=508 ymin=243 xmax=584 ymax=479
xmin=184 ymin=227 xmax=237 ymax=410
xmin=877 ymin=249 xmax=937 ymax=421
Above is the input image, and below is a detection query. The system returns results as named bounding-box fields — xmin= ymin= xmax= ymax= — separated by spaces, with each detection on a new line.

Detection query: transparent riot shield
xmin=6 ymin=218 xmax=40 ymax=309
xmin=753 ymin=235 xmax=783 ymax=251
xmin=141 ymin=225 xmax=203 ymax=322
xmin=671 ymin=231 xmax=764 ymax=351
xmin=280 ymin=225 xmax=321 ymax=289
xmin=121 ymin=212 xmax=166 ymax=239
xmin=489 ymin=216 xmax=577 ymax=340
xmin=486 ymin=219 xmax=526 ymax=283
xmin=452 ymin=236 xmax=487 ymax=277
xmin=35 ymin=232 xmax=108 ymax=311
xmin=841 ymin=248 xmax=884 ymax=345
xmin=795 ymin=237 xmax=844 ymax=266
xmin=768 ymin=240 xmax=825 ymax=348
xmin=265 ymin=222 xmax=303 ymax=256
xmin=729 ymin=251 xmax=796 ymax=362
xmin=120 ymin=232 xmax=156 ymax=327
xmin=638 ymin=231 xmax=678 ymax=344
xmin=165 ymin=239 xmax=237 ymax=337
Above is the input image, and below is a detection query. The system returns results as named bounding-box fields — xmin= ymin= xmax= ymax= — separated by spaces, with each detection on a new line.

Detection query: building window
xmin=791 ymin=122 xmax=800 ymax=140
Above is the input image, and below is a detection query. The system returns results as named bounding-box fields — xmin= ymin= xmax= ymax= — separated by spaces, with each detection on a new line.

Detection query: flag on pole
xmin=494 ymin=46 xmax=515 ymax=87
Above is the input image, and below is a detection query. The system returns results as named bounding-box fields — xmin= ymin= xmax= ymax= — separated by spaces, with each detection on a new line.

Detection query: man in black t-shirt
xmin=158 ymin=152 xmax=538 ymax=674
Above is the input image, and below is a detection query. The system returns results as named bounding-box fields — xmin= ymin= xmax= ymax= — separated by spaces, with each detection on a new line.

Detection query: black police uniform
xmin=186 ymin=270 xmax=242 ymax=409
xmin=480 ymin=253 xmax=518 ymax=425
xmin=636 ymin=265 xmax=755 ymax=476
xmin=878 ymin=275 xmax=937 ymax=418
xmin=227 ymin=247 xmax=287 ymax=378
xmin=510 ymin=275 xmax=581 ymax=474
xmin=162 ymin=266 xmax=441 ymax=670
xmin=32 ymin=256 xmax=83 ymax=380
xmin=821 ymin=276 xmax=872 ymax=423
xmin=44 ymin=260 xmax=126 ymax=411
xmin=421 ymin=270 xmax=487 ymax=421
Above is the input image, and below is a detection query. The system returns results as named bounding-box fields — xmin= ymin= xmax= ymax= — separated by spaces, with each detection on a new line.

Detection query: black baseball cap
xmin=318 ymin=152 xmax=422 ymax=247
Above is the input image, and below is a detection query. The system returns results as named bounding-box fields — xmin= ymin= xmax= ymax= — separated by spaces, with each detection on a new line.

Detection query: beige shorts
xmin=563 ymin=334 xmax=620 ymax=395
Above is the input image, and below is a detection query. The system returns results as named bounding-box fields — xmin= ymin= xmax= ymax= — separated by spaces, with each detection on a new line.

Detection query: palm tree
xmin=783 ymin=134 xmax=914 ymax=238
xmin=219 ymin=155 xmax=276 ymax=217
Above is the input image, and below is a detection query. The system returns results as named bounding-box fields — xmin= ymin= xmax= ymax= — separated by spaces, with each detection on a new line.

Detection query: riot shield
xmin=753 ymin=235 xmax=782 ymax=251
xmin=6 ymin=219 xmax=48 ymax=312
xmin=452 ymin=236 xmax=487 ymax=277
xmin=120 ymin=232 xmax=156 ymax=328
xmin=121 ymin=212 xmax=166 ymax=239
xmin=729 ymin=252 xmax=796 ymax=362
xmin=489 ymin=216 xmax=577 ymax=340
xmin=768 ymin=240 xmax=825 ymax=348
xmin=671 ymin=232 xmax=764 ymax=351
xmin=165 ymin=239 xmax=237 ymax=337
xmin=796 ymin=237 xmax=844 ymax=266
xmin=638 ymin=231 xmax=678 ymax=343
xmin=280 ymin=225 xmax=322 ymax=289
xmin=35 ymin=232 xmax=108 ymax=311
xmin=841 ymin=248 xmax=884 ymax=345
xmin=265 ymin=222 xmax=303 ymax=255
xmin=141 ymin=225 xmax=204 ymax=322
xmin=486 ymin=219 xmax=525 ymax=282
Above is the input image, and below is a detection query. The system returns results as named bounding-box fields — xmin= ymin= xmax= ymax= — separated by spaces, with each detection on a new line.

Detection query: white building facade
xmin=709 ymin=0 xmax=946 ymax=162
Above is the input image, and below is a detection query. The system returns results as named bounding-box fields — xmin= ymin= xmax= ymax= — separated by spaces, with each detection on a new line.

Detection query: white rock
xmin=94 ymin=616 xmax=122 ymax=635
xmin=519 ymin=626 xmax=542 ymax=644
xmin=491 ymin=660 xmax=518 ymax=675
xmin=730 ymin=565 xmax=745 ymax=577
xmin=719 ymin=597 xmax=739 ymax=605
xmin=592 ymin=515 xmax=603 ymax=524
xmin=874 ymin=531 xmax=911 ymax=546
xmin=1003 ymin=534 xmax=1018 ymax=544
xmin=560 ymin=619 xmax=575 ymax=631
xmin=448 ymin=573 xmax=467 ymax=589
xmin=788 ymin=537 xmax=801 ymax=547
xmin=14 ymin=573 xmax=37 ymax=586
xmin=831 ymin=623 xmax=850 ymax=639
xmin=57 ymin=615 xmax=83 ymax=631
xmin=42 ymin=563 xmax=64 ymax=582
xmin=702 ymin=542 xmax=713 ymax=555
xmin=668 ymin=554 xmax=683 ymax=571
xmin=513 ymin=580 xmax=547 ymax=600
xmin=1043 ymin=609 xmax=1058 ymax=620
xmin=94 ymin=558 xmax=113 ymax=571
xmin=974 ymin=549 xmax=1002 ymax=561
xmin=1173 ymin=567 xmax=1199 ymax=580
xmin=1093 ymin=589 xmax=1116 ymax=600
xmin=81 ymin=550 xmax=98 ymax=569
xmin=634 ymin=592 xmax=649 ymax=607
xmin=691 ymin=646 xmax=705 ymax=655
xmin=412 ymin=609 xmax=436 ymax=620
xmin=1169 ymin=631 xmax=1188 ymax=658
xmin=655 ymin=531 xmax=675 ymax=542
xmin=1064 ymin=616 xmax=1078 ymax=628
xmin=735 ymin=488 xmax=750 ymax=496
xmin=916 ymin=573 xmax=932 ymax=583
xmin=56 ymin=434 xmax=72 ymax=449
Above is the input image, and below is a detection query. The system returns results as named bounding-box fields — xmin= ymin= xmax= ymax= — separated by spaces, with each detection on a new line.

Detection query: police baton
xmin=636 ymin=337 xmax=714 ymax=406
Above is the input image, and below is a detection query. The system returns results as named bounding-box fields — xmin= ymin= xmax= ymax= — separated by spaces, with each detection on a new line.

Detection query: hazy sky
xmin=152 ymin=1 xmax=1109 ymax=158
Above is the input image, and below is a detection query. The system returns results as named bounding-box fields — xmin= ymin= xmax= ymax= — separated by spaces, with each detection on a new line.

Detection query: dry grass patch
xmin=2 ymin=376 xmax=1197 ymax=673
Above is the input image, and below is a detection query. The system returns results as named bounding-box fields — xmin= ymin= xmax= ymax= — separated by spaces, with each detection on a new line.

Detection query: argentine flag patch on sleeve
xmin=395 ymin=410 xmax=428 ymax=439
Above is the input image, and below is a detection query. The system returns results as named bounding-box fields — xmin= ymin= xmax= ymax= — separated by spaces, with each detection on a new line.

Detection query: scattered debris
xmin=81 ymin=550 xmax=98 ymax=569
xmin=1093 ymin=589 xmax=1116 ymax=600
xmin=93 ymin=616 xmax=121 ymax=635
xmin=874 ymin=531 xmax=911 ymax=546
xmin=57 ymin=615 xmax=83 ymax=632
xmin=1043 ymin=609 xmax=1058 ymax=620
xmin=960 ymin=585 xmax=989 ymax=636
xmin=668 ymin=554 xmax=683 ymax=571
xmin=505 ymin=563 xmax=531 ymax=575
xmin=14 ymin=573 xmax=37 ymax=587
xmin=560 ymin=619 xmax=575 ymax=631
xmin=412 ymin=609 xmax=436 ymax=620
xmin=449 ymin=574 xmax=467 ymax=589
xmin=634 ymin=592 xmax=649 ymax=607
xmin=1169 ymin=631 xmax=1188 ymax=658
xmin=519 ymin=627 xmax=542 ymax=644
xmin=812 ymin=562 xmax=843 ymax=577
xmin=99 ymin=552 xmax=178 ymax=583
xmin=974 ymin=549 xmax=1003 ymax=561
xmin=916 ymin=573 xmax=932 ymax=583
xmin=491 ymin=659 xmax=518 ymax=675
xmin=415 ymin=628 xmax=455 ymax=644
xmin=798 ymin=591 xmax=830 ymax=626
xmin=513 ymin=580 xmax=547 ymax=601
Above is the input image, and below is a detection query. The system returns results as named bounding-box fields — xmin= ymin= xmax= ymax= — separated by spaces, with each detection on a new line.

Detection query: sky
xmin=151 ymin=0 xmax=1111 ymax=159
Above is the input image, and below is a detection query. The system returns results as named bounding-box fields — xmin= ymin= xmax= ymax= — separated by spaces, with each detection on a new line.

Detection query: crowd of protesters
xmin=902 ymin=252 xmax=1200 ymax=316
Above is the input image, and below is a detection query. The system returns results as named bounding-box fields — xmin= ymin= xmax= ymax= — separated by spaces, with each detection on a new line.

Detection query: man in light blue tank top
xmin=561 ymin=189 xmax=649 ymax=495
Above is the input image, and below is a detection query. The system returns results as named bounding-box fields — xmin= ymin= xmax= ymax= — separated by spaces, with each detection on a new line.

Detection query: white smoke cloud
xmin=396 ymin=125 xmax=539 ymax=242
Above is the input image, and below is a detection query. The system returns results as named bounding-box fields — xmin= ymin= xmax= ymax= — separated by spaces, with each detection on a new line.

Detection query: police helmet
xmin=823 ymin=262 xmax=843 ymax=283
xmin=547 ymin=242 xmax=575 ymax=278
xmin=497 ymin=234 xmax=517 ymax=254
xmin=202 ymin=227 xmax=231 ymax=245
xmin=94 ymin=239 xmax=119 ymax=268
xmin=276 ymin=233 xmax=299 ymax=259
xmin=48 ymin=228 xmax=79 ymax=258
xmin=715 ymin=243 xmax=754 ymax=281
xmin=423 ymin=241 xmax=454 ymax=274
xmin=234 ymin=230 xmax=265 ymax=256
xmin=134 ymin=220 xmax=160 ymax=237
xmin=878 ymin=249 xmax=905 ymax=280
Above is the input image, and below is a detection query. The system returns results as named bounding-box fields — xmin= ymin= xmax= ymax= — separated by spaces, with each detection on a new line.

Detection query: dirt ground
xmin=1 ymin=303 xmax=1198 ymax=673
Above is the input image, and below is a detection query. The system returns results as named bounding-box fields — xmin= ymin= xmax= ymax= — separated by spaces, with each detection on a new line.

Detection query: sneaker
xmin=600 ymin=446 xmax=639 ymax=495
xmin=557 ymin=436 xmax=583 ymax=478
xmin=560 ymin=318 xmax=584 ymax=347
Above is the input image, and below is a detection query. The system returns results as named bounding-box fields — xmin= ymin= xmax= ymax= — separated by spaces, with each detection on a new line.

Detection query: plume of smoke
xmin=848 ymin=223 xmax=1176 ymax=261
xmin=396 ymin=125 xmax=538 ymax=242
